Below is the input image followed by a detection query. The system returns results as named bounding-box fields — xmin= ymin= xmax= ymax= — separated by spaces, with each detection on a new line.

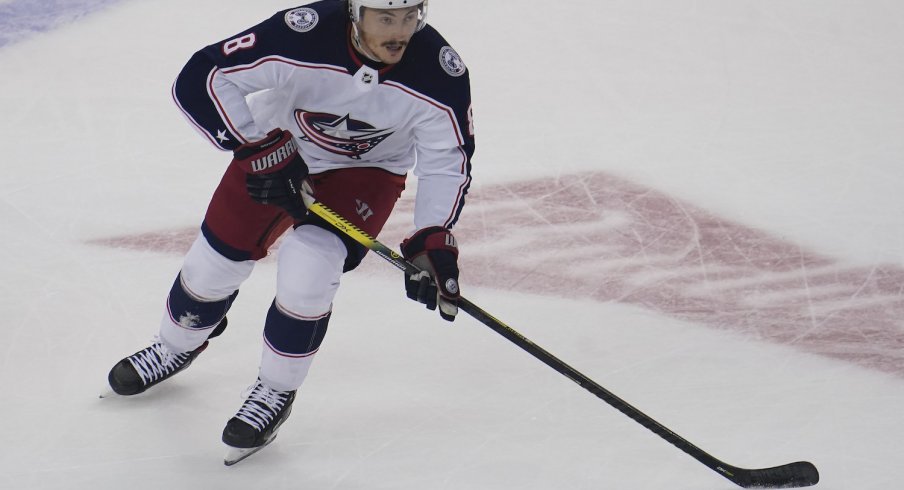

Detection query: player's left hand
xmin=400 ymin=227 xmax=460 ymax=321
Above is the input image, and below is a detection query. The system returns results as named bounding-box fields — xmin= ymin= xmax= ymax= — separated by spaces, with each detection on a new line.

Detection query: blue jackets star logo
xmin=294 ymin=110 xmax=394 ymax=160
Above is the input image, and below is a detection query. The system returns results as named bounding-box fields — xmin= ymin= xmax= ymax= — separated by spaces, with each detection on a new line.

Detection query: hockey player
xmin=106 ymin=0 xmax=473 ymax=464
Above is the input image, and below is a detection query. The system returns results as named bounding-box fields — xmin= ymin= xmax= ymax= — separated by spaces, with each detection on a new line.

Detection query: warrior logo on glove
xmin=232 ymin=129 xmax=310 ymax=220
xmin=249 ymin=138 xmax=298 ymax=173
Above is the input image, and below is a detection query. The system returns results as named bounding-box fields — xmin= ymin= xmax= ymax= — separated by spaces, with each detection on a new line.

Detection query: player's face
xmin=357 ymin=7 xmax=421 ymax=64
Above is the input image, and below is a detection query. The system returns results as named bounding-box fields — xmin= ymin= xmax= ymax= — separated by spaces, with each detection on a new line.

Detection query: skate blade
xmin=224 ymin=435 xmax=277 ymax=466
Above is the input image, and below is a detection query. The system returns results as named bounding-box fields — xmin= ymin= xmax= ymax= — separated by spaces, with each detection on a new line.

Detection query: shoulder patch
xmin=438 ymin=46 xmax=466 ymax=77
xmin=285 ymin=8 xmax=319 ymax=33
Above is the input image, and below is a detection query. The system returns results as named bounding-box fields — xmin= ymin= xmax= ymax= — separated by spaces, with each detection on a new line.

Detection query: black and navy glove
xmin=232 ymin=129 xmax=309 ymax=220
xmin=400 ymin=226 xmax=460 ymax=322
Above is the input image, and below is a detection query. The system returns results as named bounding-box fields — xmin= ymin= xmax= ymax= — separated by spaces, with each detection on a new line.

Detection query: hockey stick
xmin=305 ymin=199 xmax=820 ymax=488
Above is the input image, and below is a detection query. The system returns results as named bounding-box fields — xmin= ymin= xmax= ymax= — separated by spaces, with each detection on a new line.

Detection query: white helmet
xmin=348 ymin=0 xmax=429 ymax=31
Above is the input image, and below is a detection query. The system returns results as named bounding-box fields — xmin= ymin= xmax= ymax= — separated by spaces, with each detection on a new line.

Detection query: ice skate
xmin=105 ymin=338 xmax=208 ymax=396
xmin=222 ymin=378 xmax=296 ymax=466
xmin=103 ymin=318 xmax=228 ymax=397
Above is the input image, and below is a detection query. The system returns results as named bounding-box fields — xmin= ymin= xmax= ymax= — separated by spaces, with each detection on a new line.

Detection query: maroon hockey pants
xmin=202 ymin=164 xmax=407 ymax=261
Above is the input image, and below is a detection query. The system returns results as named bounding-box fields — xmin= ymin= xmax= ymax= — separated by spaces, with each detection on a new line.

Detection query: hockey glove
xmin=232 ymin=129 xmax=309 ymax=220
xmin=400 ymin=226 xmax=460 ymax=322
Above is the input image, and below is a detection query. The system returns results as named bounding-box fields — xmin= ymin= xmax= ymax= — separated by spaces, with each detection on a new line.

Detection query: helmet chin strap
xmin=350 ymin=23 xmax=383 ymax=63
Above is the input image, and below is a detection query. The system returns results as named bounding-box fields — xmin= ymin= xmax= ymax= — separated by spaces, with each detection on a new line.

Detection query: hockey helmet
xmin=348 ymin=0 xmax=429 ymax=31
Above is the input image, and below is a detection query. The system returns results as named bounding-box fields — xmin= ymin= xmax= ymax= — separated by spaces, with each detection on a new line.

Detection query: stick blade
xmin=729 ymin=461 xmax=819 ymax=488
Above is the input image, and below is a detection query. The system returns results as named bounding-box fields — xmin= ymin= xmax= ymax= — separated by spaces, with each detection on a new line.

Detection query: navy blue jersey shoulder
xmin=386 ymin=24 xmax=471 ymax=112
xmin=172 ymin=1 xmax=351 ymax=150
xmin=202 ymin=1 xmax=349 ymax=69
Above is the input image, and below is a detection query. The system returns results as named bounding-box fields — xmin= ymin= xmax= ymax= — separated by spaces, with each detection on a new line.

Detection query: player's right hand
xmin=400 ymin=227 xmax=461 ymax=322
xmin=232 ymin=129 xmax=309 ymax=220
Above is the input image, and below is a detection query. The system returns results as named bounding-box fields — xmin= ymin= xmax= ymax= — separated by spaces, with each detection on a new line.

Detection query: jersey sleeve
xmin=411 ymin=61 xmax=475 ymax=230
xmin=413 ymin=146 xmax=472 ymax=230
xmin=171 ymin=13 xmax=292 ymax=151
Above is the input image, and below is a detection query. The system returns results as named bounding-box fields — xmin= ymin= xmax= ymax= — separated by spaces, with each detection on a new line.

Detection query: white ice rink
xmin=2 ymin=1 xmax=903 ymax=488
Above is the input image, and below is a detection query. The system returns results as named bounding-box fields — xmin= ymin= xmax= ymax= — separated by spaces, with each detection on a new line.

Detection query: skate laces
xmin=235 ymin=380 xmax=292 ymax=432
xmin=128 ymin=337 xmax=192 ymax=385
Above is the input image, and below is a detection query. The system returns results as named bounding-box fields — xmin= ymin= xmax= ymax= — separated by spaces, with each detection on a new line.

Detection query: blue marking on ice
xmin=0 ymin=0 xmax=128 ymax=48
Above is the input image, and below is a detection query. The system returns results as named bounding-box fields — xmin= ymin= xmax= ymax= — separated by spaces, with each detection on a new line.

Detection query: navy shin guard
xmin=263 ymin=300 xmax=331 ymax=356
xmin=167 ymin=274 xmax=238 ymax=330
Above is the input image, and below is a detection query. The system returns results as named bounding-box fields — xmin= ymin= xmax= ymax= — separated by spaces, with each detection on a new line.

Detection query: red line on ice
xmin=88 ymin=172 xmax=904 ymax=377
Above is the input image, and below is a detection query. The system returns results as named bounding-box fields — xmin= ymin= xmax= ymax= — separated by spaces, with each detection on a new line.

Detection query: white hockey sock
xmin=259 ymin=347 xmax=317 ymax=392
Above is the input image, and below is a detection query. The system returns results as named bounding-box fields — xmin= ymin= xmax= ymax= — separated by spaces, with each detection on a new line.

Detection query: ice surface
xmin=1 ymin=1 xmax=903 ymax=489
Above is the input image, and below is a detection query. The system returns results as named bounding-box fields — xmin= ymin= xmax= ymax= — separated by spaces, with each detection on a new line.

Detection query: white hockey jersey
xmin=172 ymin=1 xmax=474 ymax=229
